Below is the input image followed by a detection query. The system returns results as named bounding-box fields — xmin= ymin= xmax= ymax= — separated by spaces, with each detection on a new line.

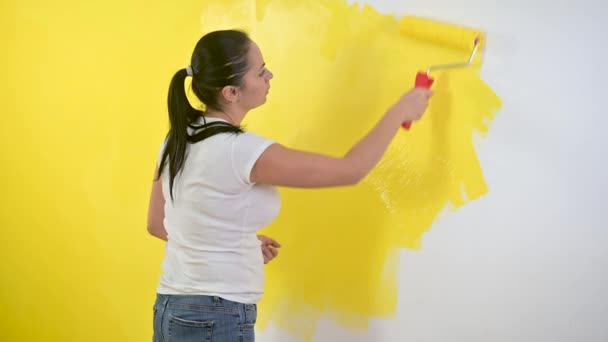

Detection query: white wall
xmin=260 ymin=0 xmax=607 ymax=341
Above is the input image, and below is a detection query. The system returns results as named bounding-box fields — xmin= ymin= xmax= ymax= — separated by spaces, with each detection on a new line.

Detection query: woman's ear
xmin=220 ymin=86 xmax=240 ymax=103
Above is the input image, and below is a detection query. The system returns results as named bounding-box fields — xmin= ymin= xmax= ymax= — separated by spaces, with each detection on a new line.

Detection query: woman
xmin=147 ymin=29 xmax=431 ymax=341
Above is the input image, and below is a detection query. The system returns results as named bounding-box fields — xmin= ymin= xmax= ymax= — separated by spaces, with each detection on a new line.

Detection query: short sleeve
xmin=231 ymin=132 xmax=275 ymax=186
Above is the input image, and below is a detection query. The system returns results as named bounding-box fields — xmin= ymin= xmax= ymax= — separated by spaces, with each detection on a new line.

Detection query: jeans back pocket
xmin=168 ymin=314 xmax=213 ymax=342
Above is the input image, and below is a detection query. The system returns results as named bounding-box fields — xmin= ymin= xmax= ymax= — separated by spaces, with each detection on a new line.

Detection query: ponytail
xmin=157 ymin=68 xmax=201 ymax=201
xmin=157 ymin=68 xmax=243 ymax=201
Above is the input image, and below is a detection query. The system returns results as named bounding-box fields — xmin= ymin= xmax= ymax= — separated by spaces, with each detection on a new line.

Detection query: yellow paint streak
xmin=0 ymin=0 xmax=501 ymax=340
xmin=199 ymin=0 xmax=502 ymax=339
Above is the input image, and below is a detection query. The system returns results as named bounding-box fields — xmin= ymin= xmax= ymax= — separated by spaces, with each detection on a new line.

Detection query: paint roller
xmin=397 ymin=16 xmax=484 ymax=129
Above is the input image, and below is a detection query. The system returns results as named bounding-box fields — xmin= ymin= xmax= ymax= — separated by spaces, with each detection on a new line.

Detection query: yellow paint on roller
xmin=398 ymin=15 xmax=485 ymax=52
xmin=0 ymin=0 xmax=501 ymax=341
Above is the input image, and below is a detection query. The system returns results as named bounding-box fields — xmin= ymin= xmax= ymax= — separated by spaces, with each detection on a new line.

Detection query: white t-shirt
xmin=156 ymin=117 xmax=281 ymax=304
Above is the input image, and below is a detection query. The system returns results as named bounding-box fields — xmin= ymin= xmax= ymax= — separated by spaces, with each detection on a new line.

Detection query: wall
xmin=1 ymin=0 xmax=605 ymax=341
xmin=260 ymin=0 xmax=607 ymax=341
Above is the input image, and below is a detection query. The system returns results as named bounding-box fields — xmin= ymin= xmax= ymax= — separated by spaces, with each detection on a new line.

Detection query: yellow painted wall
xmin=0 ymin=0 xmax=501 ymax=341
xmin=0 ymin=1 xmax=204 ymax=340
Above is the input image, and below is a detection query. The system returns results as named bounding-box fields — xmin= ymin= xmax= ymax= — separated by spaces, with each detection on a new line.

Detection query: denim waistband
xmin=155 ymin=293 xmax=256 ymax=322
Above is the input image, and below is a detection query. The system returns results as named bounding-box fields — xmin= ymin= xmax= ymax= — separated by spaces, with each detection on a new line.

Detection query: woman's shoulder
xmin=231 ymin=129 xmax=275 ymax=149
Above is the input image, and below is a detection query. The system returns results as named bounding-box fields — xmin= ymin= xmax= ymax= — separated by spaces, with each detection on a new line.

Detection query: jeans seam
xmin=160 ymin=296 xmax=169 ymax=341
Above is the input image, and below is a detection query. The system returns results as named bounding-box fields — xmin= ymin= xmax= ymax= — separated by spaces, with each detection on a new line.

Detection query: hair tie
xmin=186 ymin=65 xmax=193 ymax=77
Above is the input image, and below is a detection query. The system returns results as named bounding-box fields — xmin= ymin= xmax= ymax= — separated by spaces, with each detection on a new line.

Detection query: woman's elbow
xmin=147 ymin=223 xmax=167 ymax=240
xmin=147 ymin=224 xmax=156 ymax=236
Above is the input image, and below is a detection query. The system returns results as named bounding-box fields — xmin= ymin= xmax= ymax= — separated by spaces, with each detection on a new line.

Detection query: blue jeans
xmin=153 ymin=294 xmax=257 ymax=342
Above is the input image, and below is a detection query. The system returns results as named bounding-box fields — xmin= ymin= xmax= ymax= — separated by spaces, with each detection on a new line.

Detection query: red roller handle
xmin=402 ymin=71 xmax=434 ymax=129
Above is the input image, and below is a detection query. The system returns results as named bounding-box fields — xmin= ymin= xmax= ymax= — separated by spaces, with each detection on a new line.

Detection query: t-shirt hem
xmin=156 ymin=286 xmax=263 ymax=304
